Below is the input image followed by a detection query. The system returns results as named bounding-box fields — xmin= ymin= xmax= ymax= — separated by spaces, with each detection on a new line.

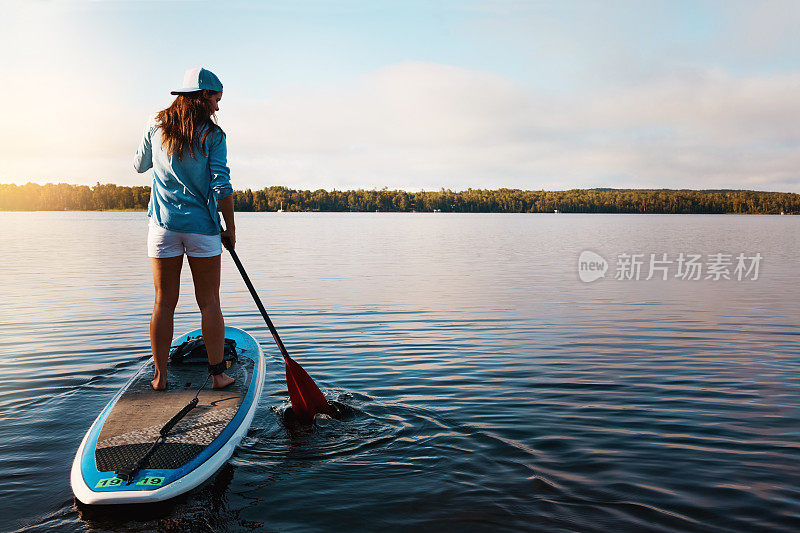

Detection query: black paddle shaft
xmin=224 ymin=241 xmax=290 ymax=359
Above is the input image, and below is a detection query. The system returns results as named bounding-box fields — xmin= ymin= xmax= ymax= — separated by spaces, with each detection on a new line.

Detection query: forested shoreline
xmin=1 ymin=182 xmax=798 ymax=214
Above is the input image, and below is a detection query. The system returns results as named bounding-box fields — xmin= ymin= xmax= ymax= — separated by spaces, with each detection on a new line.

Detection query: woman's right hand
xmin=221 ymin=227 xmax=236 ymax=250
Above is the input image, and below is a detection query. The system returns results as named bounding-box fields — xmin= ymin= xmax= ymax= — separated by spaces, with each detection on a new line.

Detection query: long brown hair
xmin=155 ymin=89 xmax=223 ymax=160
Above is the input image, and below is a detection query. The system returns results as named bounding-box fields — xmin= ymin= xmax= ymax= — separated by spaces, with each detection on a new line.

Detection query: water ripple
xmin=1 ymin=212 xmax=799 ymax=532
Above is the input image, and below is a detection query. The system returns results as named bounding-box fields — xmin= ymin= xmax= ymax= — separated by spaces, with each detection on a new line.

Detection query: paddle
xmin=222 ymin=236 xmax=332 ymax=422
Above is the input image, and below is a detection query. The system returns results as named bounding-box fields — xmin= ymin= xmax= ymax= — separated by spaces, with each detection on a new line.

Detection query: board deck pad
xmin=95 ymin=354 xmax=253 ymax=473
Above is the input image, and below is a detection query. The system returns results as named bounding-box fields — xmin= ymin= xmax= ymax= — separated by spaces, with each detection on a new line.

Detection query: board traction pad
xmin=95 ymin=356 xmax=253 ymax=472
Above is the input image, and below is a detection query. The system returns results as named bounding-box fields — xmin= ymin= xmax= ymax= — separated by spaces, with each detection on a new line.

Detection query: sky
xmin=2 ymin=0 xmax=800 ymax=192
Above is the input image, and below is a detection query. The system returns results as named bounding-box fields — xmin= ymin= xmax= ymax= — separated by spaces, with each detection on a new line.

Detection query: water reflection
xmin=0 ymin=212 xmax=798 ymax=532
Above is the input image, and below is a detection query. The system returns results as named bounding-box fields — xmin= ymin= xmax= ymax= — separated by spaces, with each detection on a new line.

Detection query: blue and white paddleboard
xmin=71 ymin=326 xmax=264 ymax=504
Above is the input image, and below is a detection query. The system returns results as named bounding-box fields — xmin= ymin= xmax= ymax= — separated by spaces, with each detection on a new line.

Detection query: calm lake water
xmin=1 ymin=212 xmax=798 ymax=532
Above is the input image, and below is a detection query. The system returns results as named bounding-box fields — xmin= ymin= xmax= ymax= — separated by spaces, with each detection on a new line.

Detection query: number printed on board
xmin=94 ymin=477 xmax=123 ymax=488
xmin=94 ymin=476 xmax=165 ymax=488
xmin=136 ymin=476 xmax=165 ymax=486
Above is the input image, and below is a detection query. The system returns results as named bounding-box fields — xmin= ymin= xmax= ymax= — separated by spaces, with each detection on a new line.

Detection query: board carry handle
xmin=160 ymin=397 xmax=199 ymax=437
xmin=116 ymin=379 xmax=209 ymax=483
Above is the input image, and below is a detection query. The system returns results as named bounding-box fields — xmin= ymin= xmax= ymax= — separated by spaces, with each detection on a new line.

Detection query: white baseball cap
xmin=171 ymin=67 xmax=223 ymax=95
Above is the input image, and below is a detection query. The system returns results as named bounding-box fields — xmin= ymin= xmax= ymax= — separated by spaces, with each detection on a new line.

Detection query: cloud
xmin=221 ymin=62 xmax=800 ymax=191
xmin=2 ymin=61 xmax=799 ymax=192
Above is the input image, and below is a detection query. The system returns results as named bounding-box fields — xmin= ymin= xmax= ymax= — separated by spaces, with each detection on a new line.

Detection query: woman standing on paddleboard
xmin=134 ymin=67 xmax=235 ymax=391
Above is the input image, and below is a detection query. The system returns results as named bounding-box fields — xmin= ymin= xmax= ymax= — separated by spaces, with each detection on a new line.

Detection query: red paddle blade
xmin=284 ymin=355 xmax=332 ymax=421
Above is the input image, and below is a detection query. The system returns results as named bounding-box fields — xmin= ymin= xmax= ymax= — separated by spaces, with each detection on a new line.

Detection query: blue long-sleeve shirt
xmin=134 ymin=115 xmax=232 ymax=235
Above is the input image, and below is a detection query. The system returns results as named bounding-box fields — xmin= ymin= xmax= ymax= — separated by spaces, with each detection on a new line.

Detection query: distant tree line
xmin=0 ymin=183 xmax=150 ymax=211
xmin=2 ymin=182 xmax=798 ymax=214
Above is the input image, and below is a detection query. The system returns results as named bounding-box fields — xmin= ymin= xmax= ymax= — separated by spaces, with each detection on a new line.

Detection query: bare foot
xmin=212 ymin=372 xmax=235 ymax=389
xmin=151 ymin=376 xmax=167 ymax=391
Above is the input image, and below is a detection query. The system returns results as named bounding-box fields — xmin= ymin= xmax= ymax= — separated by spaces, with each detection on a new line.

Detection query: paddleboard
xmin=71 ymin=326 xmax=264 ymax=504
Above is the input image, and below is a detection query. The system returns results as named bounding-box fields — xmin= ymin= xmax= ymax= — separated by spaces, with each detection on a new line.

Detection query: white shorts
xmin=147 ymin=223 xmax=222 ymax=258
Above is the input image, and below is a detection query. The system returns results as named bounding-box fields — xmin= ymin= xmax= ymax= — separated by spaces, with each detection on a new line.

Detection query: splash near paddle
xmin=71 ymin=326 xmax=265 ymax=505
xmin=285 ymin=355 xmax=333 ymax=421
